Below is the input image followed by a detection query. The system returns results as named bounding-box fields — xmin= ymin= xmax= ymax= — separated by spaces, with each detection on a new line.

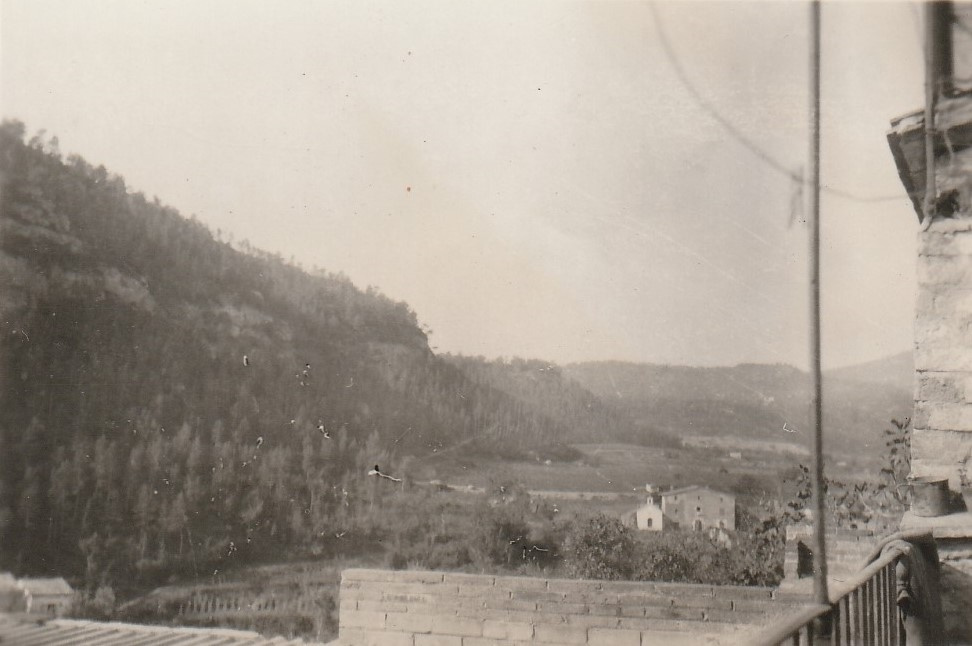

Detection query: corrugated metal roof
xmin=0 ymin=614 xmax=322 ymax=646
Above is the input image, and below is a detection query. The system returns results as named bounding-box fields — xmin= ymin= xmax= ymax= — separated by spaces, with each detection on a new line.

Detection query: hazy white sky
xmin=1 ymin=1 xmax=925 ymax=368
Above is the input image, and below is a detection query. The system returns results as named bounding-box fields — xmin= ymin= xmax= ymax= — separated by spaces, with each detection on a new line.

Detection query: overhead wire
xmin=647 ymin=2 xmax=905 ymax=205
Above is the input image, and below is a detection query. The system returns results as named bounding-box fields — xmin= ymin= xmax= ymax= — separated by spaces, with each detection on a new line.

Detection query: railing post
xmin=895 ymin=556 xmax=909 ymax=645
xmin=894 ymin=558 xmax=902 ymax=644
xmin=884 ymin=563 xmax=892 ymax=644
xmin=894 ymin=564 xmax=902 ymax=645
xmin=847 ymin=589 xmax=855 ymax=644
xmin=878 ymin=567 xmax=884 ymax=645
xmin=874 ymin=568 xmax=888 ymax=646
xmin=864 ymin=579 xmax=873 ymax=646
xmin=860 ymin=581 xmax=867 ymax=646
xmin=865 ymin=584 xmax=872 ymax=645
xmin=831 ymin=598 xmax=842 ymax=646
xmin=844 ymin=595 xmax=852 ymax=645
xmin=872 ymin=576 xmax=879 ymax=646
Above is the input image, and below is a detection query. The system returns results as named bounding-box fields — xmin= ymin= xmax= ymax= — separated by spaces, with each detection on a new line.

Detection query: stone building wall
xmin=912 ymin=216 xmax=972 ymax=489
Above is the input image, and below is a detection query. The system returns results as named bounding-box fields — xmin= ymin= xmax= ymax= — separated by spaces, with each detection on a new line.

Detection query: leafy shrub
xmin=476 ymin=513 xmax=532 ymax=567
xmin=386 ymin=550 xmax=409 ymax=570
xmin=70 ymin=585 xmax=116 ymax=620
xmin=562 ymin=514 xmax=634 ymax=580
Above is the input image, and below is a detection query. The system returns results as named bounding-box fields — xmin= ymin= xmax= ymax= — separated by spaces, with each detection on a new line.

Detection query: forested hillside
xmin=443 ymin=355 xmax=681 ymax=447
xmin=0 ymin=121 xmax=575 ymax=586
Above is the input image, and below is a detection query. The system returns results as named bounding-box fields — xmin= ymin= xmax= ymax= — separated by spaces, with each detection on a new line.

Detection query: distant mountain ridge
xmin=562 ymin=353 xmax=913 ymax=453
xmin=826 ymin=351 xmax=913 ymax=390
xmin=439 ymin=353 xmax=913 ymax=455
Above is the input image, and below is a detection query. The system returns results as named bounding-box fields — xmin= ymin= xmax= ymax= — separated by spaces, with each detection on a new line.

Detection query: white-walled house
xmin=19 ymin=577 xmax=73 ymax=616
xmin=635 ymin=497 xmax=664 ymax=531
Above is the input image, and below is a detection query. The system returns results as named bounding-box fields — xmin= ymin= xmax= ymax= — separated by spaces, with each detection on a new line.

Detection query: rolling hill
xmin=0 ymin=121 xmax=575 ymax=581
xmin=563 ymin=354 xmax=913 ymax=454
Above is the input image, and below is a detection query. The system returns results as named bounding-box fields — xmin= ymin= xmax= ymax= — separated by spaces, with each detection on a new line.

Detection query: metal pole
xmin=922 ymin=2 xmax=941 ymax=230
xmin=808 ymin=0 xmax=829 ymax=606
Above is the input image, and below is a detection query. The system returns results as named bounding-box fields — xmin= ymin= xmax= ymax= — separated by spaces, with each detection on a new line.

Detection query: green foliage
xmin=562 ymin=514 xmax=634 ymax=580
xmin=635 ymin=527 xmax=783 ymax=586
xmin=877 ymin=418 xmax=912 ymax=509
xmin=959 ymin=449 xmax=972 ymax=489
xmin=561 ymin=513 xmax=783 ymax=586
xmin=777 ymin=419 xmax=912 ymax=538
xmin=782 ymin=463 xmax=813 ymax=523
xmin=70 ymin=585 xmax=116 ymax=621
xmin=475 ymin=509 xmax=532 ymax=567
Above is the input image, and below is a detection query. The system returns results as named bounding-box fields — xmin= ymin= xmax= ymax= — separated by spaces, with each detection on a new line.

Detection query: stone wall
xmin=337 ymin=569 xmax=803 ymax=646
xmin=781 ymin=525 xmax=883 ymax=592
xmin=913 ymin=217 xmax=972 ymax=488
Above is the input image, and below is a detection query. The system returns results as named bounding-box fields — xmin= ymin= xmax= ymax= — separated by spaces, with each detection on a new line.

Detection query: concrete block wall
xmin=337 ymin=569 xmax=803 ymax=646
xmin=913 ymin=217 xmax=972 ymax=489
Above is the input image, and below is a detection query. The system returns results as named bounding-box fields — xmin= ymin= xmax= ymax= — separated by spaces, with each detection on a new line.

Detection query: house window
xmin=696 ymin=506 xmax=701 ymax=512
xmin=646 ymin=518 xmax=653 ymax=528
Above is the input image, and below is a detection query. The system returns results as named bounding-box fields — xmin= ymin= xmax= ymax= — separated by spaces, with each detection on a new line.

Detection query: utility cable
xmin=648 ymin=2 xmax=905 ymax=205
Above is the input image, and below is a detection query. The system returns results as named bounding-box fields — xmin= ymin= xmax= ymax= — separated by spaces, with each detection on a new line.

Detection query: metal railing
xmin=754 ymin=547 xmax=904 ymax=645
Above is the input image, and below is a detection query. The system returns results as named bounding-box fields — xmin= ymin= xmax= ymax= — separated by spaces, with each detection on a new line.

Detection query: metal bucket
xmin=908 ymin=476 xmax=950 ymax=517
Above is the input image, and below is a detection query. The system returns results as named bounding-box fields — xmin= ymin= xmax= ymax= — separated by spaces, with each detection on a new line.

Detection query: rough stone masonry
xmin=912 ymin=213 xmax=972 ymax=487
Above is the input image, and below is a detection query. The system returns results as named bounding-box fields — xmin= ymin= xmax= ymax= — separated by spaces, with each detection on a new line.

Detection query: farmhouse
xmin=0 ymin=573 xmax=22 ymax=613
xmin=660 ymin=485 xmax=735 ymax=531
xmin=19 ymin=576 xmax=73 ymax=616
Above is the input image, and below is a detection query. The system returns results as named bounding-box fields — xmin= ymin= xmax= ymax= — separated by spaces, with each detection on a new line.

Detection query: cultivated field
xmin=415 ymin=441 xmax=807 ymax=500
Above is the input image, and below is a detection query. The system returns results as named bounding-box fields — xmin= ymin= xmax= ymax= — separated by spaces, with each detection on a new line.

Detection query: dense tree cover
xmin=560 ymin=514 xmax=784 ymax=586
xmin=377 ymin=480 xmax=559 ymax=573
xmin=0 ymin=121 xmax=577 ymax=588
xmin=443 ymin=355 xmax=645 ymax=444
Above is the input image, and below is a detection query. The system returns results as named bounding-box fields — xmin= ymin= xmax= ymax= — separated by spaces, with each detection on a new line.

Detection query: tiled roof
xmin=18 ymin=578 xmax=73 ymax=596
xmin=661 ymin=485 xmax=734 ymax=498
xmin=0 ymin=614 xmax=322 ymax=645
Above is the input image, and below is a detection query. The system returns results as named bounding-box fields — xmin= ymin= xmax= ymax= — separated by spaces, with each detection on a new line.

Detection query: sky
xmin=1 ymin=1 xmax=926 ymax=369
